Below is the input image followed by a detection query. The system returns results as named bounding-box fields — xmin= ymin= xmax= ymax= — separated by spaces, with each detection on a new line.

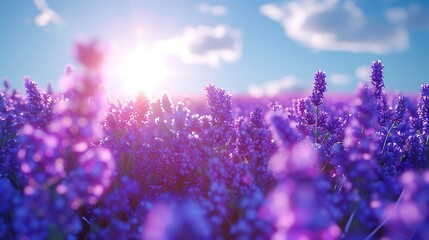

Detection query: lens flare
xmin=115 ymin=43 xmax=170 ymax=97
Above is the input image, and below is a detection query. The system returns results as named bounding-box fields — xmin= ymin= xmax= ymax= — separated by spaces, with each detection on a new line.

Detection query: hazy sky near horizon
xmin=1 ymin=0 xmax=429 ymax=98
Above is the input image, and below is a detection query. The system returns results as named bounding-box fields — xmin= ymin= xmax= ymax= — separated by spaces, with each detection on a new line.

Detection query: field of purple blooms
xmin=1 ymin=41 xmax=429 ymax=240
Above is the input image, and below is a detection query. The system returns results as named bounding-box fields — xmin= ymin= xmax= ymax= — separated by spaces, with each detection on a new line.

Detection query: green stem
xmin=340 ymin=210 xmax=355 ymax=240
xmin=380 ymin=123 xmax=395 ymax=159
xmin=425 ymin=135 xmax=429 ymax=163
xmin=364 ymin=187 xmax=406 ymax=240
xmin=1 ymin=136 xmax=6 ymax=150
xmin=315 ymin=107 xmax=319 ymax=144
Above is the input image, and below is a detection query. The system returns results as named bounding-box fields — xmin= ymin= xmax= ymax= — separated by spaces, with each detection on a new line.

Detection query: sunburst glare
xmin=115 ymin=43 xmax=170 ymax=97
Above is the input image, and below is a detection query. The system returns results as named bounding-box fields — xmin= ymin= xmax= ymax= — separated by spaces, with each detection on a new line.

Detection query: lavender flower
xmin=135 ymin=91 xmax=151 ymax=126
xmin=24 ymin=79 xmax=45 ymax=127
xmin=266 ymin=142 xmax=340 ymax=239
xmin=377 ymin=94 xmax=394 ymax=127
xmin=24 ymin=79 xmax=56 ymax=129
xmin=74 ymin=39 xmax=105 ymax=70
xmin=234 ymin=116 xmax=253 ymax=162
xmin=3 ymin=46 xmax=429 ymax=239
xmin=205 ymin=85 xmax=234 ymax=148
xmin=355 ymin=83 xmax=379 ymax=129
xmin=401 ymin=135 xmax=425 ymax=170
xmin=250 ymin=106 xmax=264 ymax=128
xmin=205 ymin=84 xmax=233 ymax=124
xmin=13 ymin=40 xmax=115 ymax=239
xmin=311 ymin=70 xmax=327 ymax=107
xmin=161 ymin=92 xmax=174 ymax=114
xmin=394 ymin=95 xmax=407 ymax=123
xmin=266 ymin=110 xmax=297 ymax=148
xmin=367 ymin=61 xmax=393 ymax=127
xmin=418 ymin=84 xmax=429 ymax=136
xmin=370 ymin=60 xmax=384 ymax=98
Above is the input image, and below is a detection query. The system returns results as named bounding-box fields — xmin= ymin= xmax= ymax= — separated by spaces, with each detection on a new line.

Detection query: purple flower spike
xmin=370 ymin=60 xmax=384 ymax=97
xmin=311 ymin=70 xmax=327 ymax=107
xmin=418 ymin=84 xmax=429 ymax=136
xmin=394 ymin=96 xmax=407 ymax=123
xmin=74 ymin=40 xmax=105 ymax=70
xmin=205 ymin=84 xmax=233 ymax=124
xmin=250 ymin=106 xmax=264 ymax=128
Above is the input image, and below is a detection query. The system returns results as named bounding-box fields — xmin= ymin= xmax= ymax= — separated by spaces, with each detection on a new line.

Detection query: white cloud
xmin=386 ymin=4 xmax=429 ymax=30
xmin=197 ymin=3 xmax=228 ymax=16
xmin=34 ymin=0 xmax=63 ymax=27
xmin=386 ymin=8 xmax=407 ymax=23
xmin=355 ymin=65 xmax=371 ymax=81
xmin=260 ymin=0 xmax=409 ymax=54
xmin=330 ymin=73 xmax=351 ymax=85
xmin=248 ymin=75 xmax=305 ymax=98
xmin=157 ymin=25 xmax=242 ymax=67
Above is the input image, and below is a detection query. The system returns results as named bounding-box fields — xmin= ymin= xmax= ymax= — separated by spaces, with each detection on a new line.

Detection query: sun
xmin=115 ymin=44 xmax=170 ymax=97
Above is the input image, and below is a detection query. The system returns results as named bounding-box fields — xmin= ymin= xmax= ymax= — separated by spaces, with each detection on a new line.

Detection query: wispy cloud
xmin=355 ymin=65 xmax=371 ymax=82
xmin=197 ymin=3 xmax=228 ymax=16
xmin=34 ymin=0 xmax=63 ymax=27
xmin=157 ymin=25 xmax=242 ymax=67
xmin=248 ymin=75 xmax=305 ymax=98
xmin=386 ymin=3 xmax=429 ymax=31
xmin=330 ymin=73 xmax=352 ymax=85
xmin=260 ymin=0 xmax=408 ymax=54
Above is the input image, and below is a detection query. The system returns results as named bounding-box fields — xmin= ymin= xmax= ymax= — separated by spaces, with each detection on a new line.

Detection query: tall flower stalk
xmin=311 ymin=70 xmax=327 ymax=143
xmin=14 ymin=40 xmax=115 ymax=239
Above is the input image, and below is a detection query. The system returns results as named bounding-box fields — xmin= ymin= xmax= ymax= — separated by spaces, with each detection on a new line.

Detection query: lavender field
xmin=1 ymin=41 xmax=429 ymax=240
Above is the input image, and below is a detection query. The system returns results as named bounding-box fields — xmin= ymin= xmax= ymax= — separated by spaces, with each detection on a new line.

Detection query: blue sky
xmin=1 ymin=0 xmax=428 ymax=98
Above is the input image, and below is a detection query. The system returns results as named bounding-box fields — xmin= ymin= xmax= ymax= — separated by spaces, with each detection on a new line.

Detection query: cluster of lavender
xmin=1 ymin=40 xmax=115 ymax=239
xmin=1 ymin=42 xmax=429 ymax=239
